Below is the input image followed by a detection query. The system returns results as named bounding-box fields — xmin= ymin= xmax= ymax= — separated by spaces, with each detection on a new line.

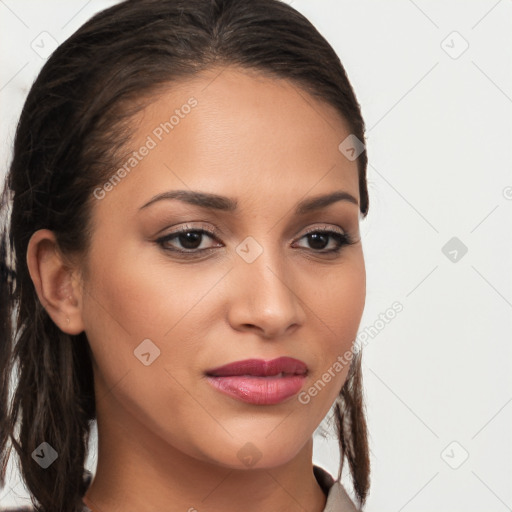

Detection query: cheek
xmin=306 ymin=254 xmax=365 ymax=393
xmin=314 ymin=253 xmax=366 ymax=341
xmin=82 ymin=244 xmax=207 ymax=340
xmin=80 ymin=242 xmax=227 ymax=394
xmin=79 ymin=248 xmax=206 ymax=419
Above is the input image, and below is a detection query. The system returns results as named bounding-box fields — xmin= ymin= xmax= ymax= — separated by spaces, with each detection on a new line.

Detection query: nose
xmin=226 ymin=245 xmax=306 ymax=339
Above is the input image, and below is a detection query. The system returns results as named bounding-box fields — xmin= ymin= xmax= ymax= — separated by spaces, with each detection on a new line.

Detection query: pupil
xmin=180 ymin=232 xmax=201 ymax=249
xmin=308 ymin=233 xmax=328 ymax=250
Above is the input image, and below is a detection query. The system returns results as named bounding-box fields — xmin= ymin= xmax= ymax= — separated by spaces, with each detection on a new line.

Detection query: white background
xmin=1 ymin=1 xmax=511 ymax=511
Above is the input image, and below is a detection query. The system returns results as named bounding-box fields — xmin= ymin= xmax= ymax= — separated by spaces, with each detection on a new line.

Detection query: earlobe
xmin=26 ymin=229 xmax=85 ymax=335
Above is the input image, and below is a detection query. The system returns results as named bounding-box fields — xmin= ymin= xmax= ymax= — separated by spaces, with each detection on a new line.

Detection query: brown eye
xmin=156 ymin=227 xmax=221 ymax=253
xmin=155 ymin=225 xmax=355 ymax=257
xmin=294 ymin=229 xmax=354 ymax=253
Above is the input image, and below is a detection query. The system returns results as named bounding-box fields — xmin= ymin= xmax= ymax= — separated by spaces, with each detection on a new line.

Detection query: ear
xmin=26 ymin=229 xmax=85 ymax=335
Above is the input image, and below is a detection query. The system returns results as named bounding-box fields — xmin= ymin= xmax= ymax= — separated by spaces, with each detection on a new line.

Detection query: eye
xmin=156 ymin=224 xmax=220 ymax=253
xmin=293 ymin=226 xmax=355 ymax=254
xmin=155 ymin=224 xmax=356 ymax=256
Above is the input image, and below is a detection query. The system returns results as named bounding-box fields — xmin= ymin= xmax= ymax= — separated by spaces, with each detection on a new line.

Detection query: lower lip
xmin=206 ymin=374 xmax=307 ymax=405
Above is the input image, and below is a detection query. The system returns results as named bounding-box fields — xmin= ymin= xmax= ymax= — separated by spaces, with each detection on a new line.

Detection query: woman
xmin=0 ymin=1 xmax=371 ymax=511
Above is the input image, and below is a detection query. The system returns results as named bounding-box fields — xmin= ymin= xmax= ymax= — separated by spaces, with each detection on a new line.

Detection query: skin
xmin=26 ymin=66 xmax=366 ymax=512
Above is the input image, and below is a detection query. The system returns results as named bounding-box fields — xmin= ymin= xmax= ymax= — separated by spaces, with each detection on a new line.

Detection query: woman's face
xmin=78 ymin=66 xmax=366 ymax=469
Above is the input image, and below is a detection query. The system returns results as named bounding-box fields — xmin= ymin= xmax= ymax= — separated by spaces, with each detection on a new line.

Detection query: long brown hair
xmin=0 ymin=1 xmax=370 ymax=510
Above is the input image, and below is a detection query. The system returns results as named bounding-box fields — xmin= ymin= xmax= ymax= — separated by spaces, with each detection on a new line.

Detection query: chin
xmin=194 ymin=431 xmax=309 ymax=471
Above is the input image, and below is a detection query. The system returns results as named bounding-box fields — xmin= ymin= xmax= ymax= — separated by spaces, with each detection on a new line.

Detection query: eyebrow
xmin=139 ymin=189 xmax=359 ymax=214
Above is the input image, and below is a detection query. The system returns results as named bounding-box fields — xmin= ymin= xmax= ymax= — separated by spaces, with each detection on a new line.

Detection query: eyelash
xmin=155 ymin=224 xmax=356 ymax=257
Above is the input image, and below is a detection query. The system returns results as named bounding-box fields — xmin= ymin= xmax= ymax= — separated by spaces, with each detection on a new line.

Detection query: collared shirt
xmin=313 ymin=464 xmax=361 ymax=512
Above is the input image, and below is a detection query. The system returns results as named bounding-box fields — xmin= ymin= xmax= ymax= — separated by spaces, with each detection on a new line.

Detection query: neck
xmin=83 ymin=401 xmax=327 ymax=512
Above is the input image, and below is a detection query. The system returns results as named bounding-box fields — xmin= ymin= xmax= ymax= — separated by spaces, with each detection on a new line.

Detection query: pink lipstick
xmin=205 ymin=357 xmax=307 ymax=405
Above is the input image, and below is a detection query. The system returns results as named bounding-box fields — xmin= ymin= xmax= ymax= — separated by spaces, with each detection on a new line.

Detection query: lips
xmin=205 ymin=356 xmax=308 ymax=377
xmin=205 ymin=357 xmax=309 ymax=405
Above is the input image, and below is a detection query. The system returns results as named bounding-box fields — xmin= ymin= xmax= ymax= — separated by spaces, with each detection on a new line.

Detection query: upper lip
xmin=205 ymin=357 xmax=308 ymax=377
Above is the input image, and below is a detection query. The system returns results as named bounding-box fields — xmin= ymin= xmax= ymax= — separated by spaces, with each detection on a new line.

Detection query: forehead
xmin=93 ymin=66 xmax=360 ymax=217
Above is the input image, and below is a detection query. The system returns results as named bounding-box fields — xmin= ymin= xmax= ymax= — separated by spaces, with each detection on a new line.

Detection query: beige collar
xmin=313 ymin=464 xmax=361 ymax=512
